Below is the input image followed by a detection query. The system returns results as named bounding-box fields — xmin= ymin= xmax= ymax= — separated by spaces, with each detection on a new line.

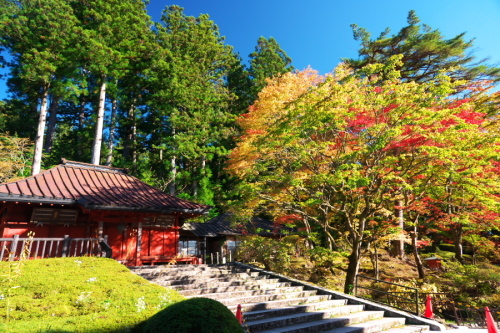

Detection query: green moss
xmin=143 ymin=297 xmax=244 ymax=333
xmin=0 ymin=257 xmax=184 ymax=332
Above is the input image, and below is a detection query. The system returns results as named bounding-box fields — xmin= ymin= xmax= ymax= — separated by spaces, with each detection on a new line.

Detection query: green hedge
xmin=143 ymin=297 xmax=244 ymax=333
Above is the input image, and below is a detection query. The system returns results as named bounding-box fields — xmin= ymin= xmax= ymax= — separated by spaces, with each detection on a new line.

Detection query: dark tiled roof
xmin=183 ymin=212 xmax=286 ymax=237
xmin=0 ymin=160 xmax=210 ymax=215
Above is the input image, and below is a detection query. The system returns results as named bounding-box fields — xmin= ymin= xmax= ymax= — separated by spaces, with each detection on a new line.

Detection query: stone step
xmin=130 ymin=264 xmax=224 ymax=273
xmin=160 ymin=271 xmax=260 ymax=279
xmin=379 ymin=325 xmax=430 ymax=333
xmin=147 ymin=274 xmax=271 ymax=286
xmin=130 ymin=263 xmax=432 ymax=333
xmin=138 ymin=270 xmax=260 ymax=280
xmin=148 ymin=269 xmax=235 ymax=277
xmin=185 ymin=286 xmax=308 ymax=301
xmin=321 ymin=317 xmax=408 ymax=333
xmin=254 ymin=311 xmax=389 ymax=333
xmin=240 ymin=299 xmax=349 ymax=321
xmin=167 ymin=278 xmax=283 ymax=290
xmin=178 ymin=283 xmax=296 ymax=296
xmin=199 ymin=289 xmax=320 ymax=305
xmin=131 ymin=263 xmax=223 ymax=270
xmin=130 ymin=265 xmax=245 ymax=276
xmin=245 ymin=304 xmax=366 ymax=332
xmin=146 ymin=267 xmax=247 ymax=275
xmin=224 ymin=294 xmax=332 ymax=310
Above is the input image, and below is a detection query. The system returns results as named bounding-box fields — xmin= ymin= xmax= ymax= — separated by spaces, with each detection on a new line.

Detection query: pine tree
xmin=345 ymin=10 xmax=500 ymax=86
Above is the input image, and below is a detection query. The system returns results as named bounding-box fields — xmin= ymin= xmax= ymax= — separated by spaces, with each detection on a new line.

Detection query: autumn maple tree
xmin=227 ymin=57 xmax=500 ymax=292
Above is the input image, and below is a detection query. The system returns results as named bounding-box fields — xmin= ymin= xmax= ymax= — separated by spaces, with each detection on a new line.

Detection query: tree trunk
xmin=369 ymin=244 xmax=380 ymax=280
xmin=43 ymin=95 xmax=60 ymax=154
xmin=169 ymin=155 xmax=176 ymax=195
xmin=192 ymin=156 xmax=206 ymax=198
xmin=105 ymin=98 xmax=117 ymax=166
xmin=192 ymin=174 xmax=198 ymax=197
xmin=452 ymin=225 xmax=464 ymax=263
xmin=411 ymin=226 xmax=425 ymax=279
xmin=344 ymin=238 xmax=362 ymax=294
xmin=323 ymin=228 xmax=337 ymax=251
xmin=91 ymin=80 xmax=106 ymax=165
xmin=132 ymin=111 xmax=137 ymax=169
xmin=32 ymin=86 xmax=50 ymax=175
xmin=169 ymin=127 xmax=177 ymax=196
xmin=392 ymin=199 xmax=405 ymax=259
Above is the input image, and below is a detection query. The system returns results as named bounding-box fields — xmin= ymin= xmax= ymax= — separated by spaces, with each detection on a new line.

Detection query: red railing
xmin=0 ymin=235 xmax=111 ymax=261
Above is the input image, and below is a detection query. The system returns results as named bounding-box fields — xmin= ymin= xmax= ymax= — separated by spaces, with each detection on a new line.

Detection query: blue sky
xmin=146 ymin=0 xmax=500 ymax=75
xmin=1 ymin=0 xmax=499 ymax=98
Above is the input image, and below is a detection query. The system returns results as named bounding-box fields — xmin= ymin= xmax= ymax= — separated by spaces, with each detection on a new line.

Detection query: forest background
xmin=0 ymin=0 xmax=500 ymax=293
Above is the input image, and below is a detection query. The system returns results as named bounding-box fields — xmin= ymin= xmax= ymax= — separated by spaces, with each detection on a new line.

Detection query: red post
xmin=424 ymin=295 xmax=433 ymax=319
xmin=485 ymin=307 xmax=499 ymax=333
xmin=235 ymin=304 xmax=243 ymax=324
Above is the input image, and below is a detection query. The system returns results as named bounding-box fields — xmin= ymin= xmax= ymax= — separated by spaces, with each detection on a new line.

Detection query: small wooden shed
xmin=0 ymin=159 xmax=210 ymax=265
xmin=182 ymin=212 xmax=289 ymax=262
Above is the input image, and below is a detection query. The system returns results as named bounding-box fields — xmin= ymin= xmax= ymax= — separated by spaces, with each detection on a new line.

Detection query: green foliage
xmin=0 ymin=257 xmax=184 ymax=332
xmin=142 ymin=5 xmax=240 ymax=206
xmin=308 ymin=247 xmax=348 ymax=268
xmin=235 ymin=236 xmax=294 ymax=272
xmin=142 ymin=297 xmax=244 ymax=333
xmin=71 ymin=0 xmax=154 ymax=78
xmin=280 ymin=234 xmax=309 ymax=257
xmin=0 ymin=0 xmax=82 ymax=85
xmin=228 ymin=61 xmax=500 ymax=293
xmin=227 ymin=54 xmax=254 ymax=115
xmin=249 ymin=36 xmax=294 ymax=101
xmin=463 ymin=234 xmax=500 ymax=262
xmin=0 ymin=98 xmax=38 ymax=139
xmin=345 ymin=10 xmax=500 ymax=86
xmin=0 ymin=0 xmax=296 ymax=218
xmin=442 ymin=261 xmax=500 ymax=302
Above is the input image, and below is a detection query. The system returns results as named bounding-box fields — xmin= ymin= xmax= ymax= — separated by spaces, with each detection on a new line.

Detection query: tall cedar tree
xmin=147 ymin=6 xmax=237 ymax=204
xmin=0 ymin=0 xmax=81 ymax=175
xmin=70 ymin=0 xmax=154 ymax=165
xmin=345 ymin=10 xmax=500 ymax=87
xmin=248 ymin=37 xmax=294 ymax=102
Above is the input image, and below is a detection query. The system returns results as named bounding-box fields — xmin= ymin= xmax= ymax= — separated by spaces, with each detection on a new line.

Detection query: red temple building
xmin=0 ymin=159 xmax=210 ymax=266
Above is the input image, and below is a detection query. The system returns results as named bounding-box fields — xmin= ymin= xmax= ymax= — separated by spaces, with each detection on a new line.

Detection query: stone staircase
xmin=130 ymin=264 xmax=440 ymax=333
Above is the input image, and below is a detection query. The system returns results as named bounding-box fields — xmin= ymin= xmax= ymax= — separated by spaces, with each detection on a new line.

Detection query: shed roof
xmin=0 ymin=159 xmax=210 ymax=215
xmin=183 ymin=212 xmax=286 ymax=237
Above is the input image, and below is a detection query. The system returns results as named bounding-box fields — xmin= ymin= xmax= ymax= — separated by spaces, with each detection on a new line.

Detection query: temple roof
xmin=0 ymin=159 xmax=210 ymax=215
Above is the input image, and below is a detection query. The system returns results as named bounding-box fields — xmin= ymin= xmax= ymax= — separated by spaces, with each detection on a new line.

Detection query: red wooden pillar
xmin=175 ymin=215 xmax=180 ymax=257
xmin=135 ymin=222 xmax=142 ymax=266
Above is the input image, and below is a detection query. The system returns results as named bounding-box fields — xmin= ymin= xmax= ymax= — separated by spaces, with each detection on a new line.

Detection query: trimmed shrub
xmin=143 ymin=297 xmax=244 ymax=333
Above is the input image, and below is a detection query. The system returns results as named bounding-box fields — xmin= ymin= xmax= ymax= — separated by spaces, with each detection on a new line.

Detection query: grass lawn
xmin=0 ymin=257 xmax=184 ymax=333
